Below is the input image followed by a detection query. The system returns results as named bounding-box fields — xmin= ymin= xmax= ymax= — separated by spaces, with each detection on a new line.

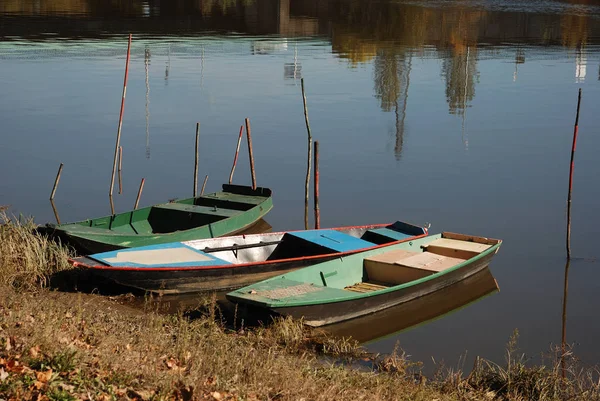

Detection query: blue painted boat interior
xmin=286 ymin=230 xmax=375 ymax=253
xmin=88 ymin=242 xmax=231 ymax=268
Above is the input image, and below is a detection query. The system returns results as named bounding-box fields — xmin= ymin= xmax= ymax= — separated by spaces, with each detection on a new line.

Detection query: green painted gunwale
xmin=227 ymin=234 xmax=502 ymax=308
xmin=45 ymin=185 xmax=273 ymax=250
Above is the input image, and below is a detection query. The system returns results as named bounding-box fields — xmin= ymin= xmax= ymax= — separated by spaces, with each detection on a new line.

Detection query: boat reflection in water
xmin=320 ymin=267 xmax=499 ymax=344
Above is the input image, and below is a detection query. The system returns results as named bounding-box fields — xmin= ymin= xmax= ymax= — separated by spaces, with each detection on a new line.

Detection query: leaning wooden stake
xmin=201 ymin=175 xmax=209 ymax=196
xmin=301 ymin=78 xmax=313 ymax=230
xmin=245 ymin=118 xmax=257 ymax=190
xmin=194 ymin=122 xmax=200 ymax=197
xmin=50 ymin=163 xmax=64 ymax=201
xmin=118 ymin=146 xmax=123 ymax=195
xmin=50 ymin=199 xmax=61 ymax=225
xmin=134 ymin=178 xmax=145 ymax=210
xmin=314 ymin=141 xmax=320 ymax=229
xmin=109 ymin=33 xmax=133 ymax=215
xmin=229 ymin=125 xmax=244 ymax=184
xmin=566 ymin=88 xmax=582 ymax=259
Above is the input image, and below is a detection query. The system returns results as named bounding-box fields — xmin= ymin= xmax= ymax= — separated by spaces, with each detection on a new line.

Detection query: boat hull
xmin=39 ymin=184 xmax=273 ymax=254
xmin=85 ymin=255 xmax=343 ymax=295
xmin=270 ymin=248 xmax=498 ymax=327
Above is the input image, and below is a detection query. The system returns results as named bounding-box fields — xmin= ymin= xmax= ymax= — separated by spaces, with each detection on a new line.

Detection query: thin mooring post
xmin=314 ymin=141 xmax=320 ymax=229
xmin=201 ymin=175 xmax=209 ymax=196
xmin=245 ymin=118 xmax=257 ymax=190
xmin=566 ymin=88 xmax=582 ymax=259
xmin=109 ymin=33 xmax=133 ymax=215
xmin=50 ymin=163 xmax=64 ymax=201
xmin=50 ymin=200 xmax=61 ymax=225
xmin=118 ymin=146 xmax=123 ymax=195
xmin=301 ymin=78 xmax=313 ymax=230
xmin=229 ymin=125 xmax=244 ymax=184
xmin=561 ymin=259 xmax=570 ymax=380
xmin=134 ymin=178 xmax=145 ymax=210
xmin=194 ymin=122 xmax=200 ymax=197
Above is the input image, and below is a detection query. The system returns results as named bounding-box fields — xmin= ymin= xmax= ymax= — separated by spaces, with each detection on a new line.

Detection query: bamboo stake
xmin=109 ymin=33 xmax=133 ymax=215
xmin=194 ymin=122 xmax=200 ymax=197
xmin=118 ymin=146 xmax=123 ymax=195
xmin=201 ymin=175 xmax=209 ymax=195
xmin=301 ymin=78 xmax=313 ymax=230
xmin=245 ymin=118 xmax=257 ymax=190
xmin=50 ymin=200 xmax=61 ymax=225
xmin=566 ymin=88 xmax=582 ymax=259
xmin=561 ymin=259 xmax=570 ymax=380
xmin=314 ymin=141 xmax=320 ymax=229
xmin=229 ymin=125 xmax=244 ymax=184
xmin=50 ymin=163 xmax=64 ymax=201
xmin=134 ymin=178 xmax=145 ymax=210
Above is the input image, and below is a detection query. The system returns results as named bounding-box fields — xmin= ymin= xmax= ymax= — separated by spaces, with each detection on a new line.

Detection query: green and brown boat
xmin=39 ymin=184 xmax=273 ymax=254
xmin=226 ymin=232 xmax=502 ymax=327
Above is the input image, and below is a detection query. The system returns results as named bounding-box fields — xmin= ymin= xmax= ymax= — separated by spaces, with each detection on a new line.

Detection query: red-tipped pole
xmin=566 ymin=88 xmax=582 ymax=260
xmin=134 ymin=178 xmax=145 ymax=210
xmin=245 ymin=118 xmax=257 ymax=190
xmin=561 ymin=259 xmax=570 ymax=380
xmin=314 ymin=141 xmax=320 ymax=229
xmin=109 ymin=33 xmax=133 ymax=215
xmin=229 ymin=125 xmax=244 ymax=184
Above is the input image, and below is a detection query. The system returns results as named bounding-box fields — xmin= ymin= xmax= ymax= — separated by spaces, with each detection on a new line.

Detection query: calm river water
xmin=2 ymin=0 xmax=600 ymax=370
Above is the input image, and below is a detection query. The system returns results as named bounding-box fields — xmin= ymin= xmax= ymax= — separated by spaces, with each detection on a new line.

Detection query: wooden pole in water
xmin=201 ymin=175 xmax=209 ymax=196
xmin=118 ymin=146 xmax=123 ymax=195
xmin=50 ymin=163 xmax=64 ymax=201
xmin=566 ymin=88 xmax=582 ymax=260
xmin=109 ymin=33 xmax=133 ymax=215
xmin=194 ymin=122 xmax=200 ymax=197
xmin=134 ymin=178 xmax=145 ymax=210
xmin=314 ymin=141 xmax=320 ymax=229
xmin=561 ymin=259 xmax=570 ymax=381
xmin=301 ymin=78 xmax=313 ymax=230
xmin=245 ymin=118 xmax=257 ymax=190
xmin=229 ymin=125 xmax=244 ymax=184
xmin=50 ymin=199 xmax=61 ymax=225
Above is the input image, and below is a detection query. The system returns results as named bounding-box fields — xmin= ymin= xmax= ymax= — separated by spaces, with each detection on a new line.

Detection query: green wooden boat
xmin=39 ymin=184 xmax=273 ymax=254
xmin=227 ymin=232 xmax=502 ymax=327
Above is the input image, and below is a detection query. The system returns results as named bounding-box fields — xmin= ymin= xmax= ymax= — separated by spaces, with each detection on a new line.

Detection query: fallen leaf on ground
xmin=127 ymin=389 xmax=155 ymax=400
xmin=36 ymin=369 xmax=53 ymax=383
xmin=211 ymin=391 xmax=222 ymax=400
xmin=0 ymin=367 xmax=8 ymax=382
xmin=29 ymin=345 xmax=40 ymax=358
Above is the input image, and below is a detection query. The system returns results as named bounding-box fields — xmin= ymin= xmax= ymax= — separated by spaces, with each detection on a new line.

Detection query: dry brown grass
xmin=0 ymin=286 xmax=464 ymax=401
xmin=0 ymin=210 xmax=73 ymax=291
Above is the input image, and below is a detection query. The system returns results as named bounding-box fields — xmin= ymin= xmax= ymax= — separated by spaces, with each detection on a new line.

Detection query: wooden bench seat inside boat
xmin=153 ymin=203 xmax=241 ymax=217
xmin=423 ymin=238 xmax=491 ymax=259
xmin=345 ymin=281 xmax=390 ymax=293
xmin=363 ymin=248 xmax=466 ymax=285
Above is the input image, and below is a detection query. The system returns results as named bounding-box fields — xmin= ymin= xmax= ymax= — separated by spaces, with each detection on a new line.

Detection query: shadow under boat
xmin=319 ymin=266 xmax=499 ymax=344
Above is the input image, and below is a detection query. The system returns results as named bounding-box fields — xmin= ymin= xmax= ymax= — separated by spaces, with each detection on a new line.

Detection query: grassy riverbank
xmin=1 ymin=211 xmax=599 ymax=400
